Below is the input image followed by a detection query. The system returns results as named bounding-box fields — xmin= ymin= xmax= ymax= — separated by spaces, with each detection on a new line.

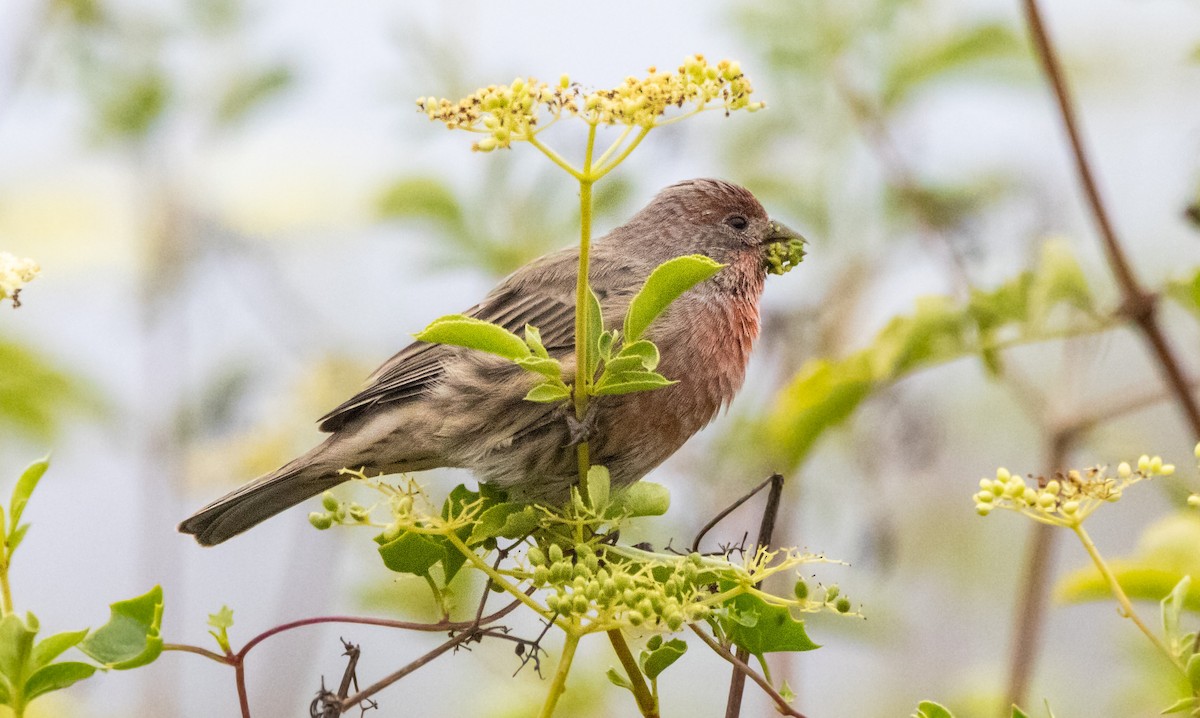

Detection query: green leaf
xmin=376 ymin=177 xmax=464 ymax=229
xmin=721 ymin=593 xmax=819 ymax=658
xmin=468 ymin=503 xmax=539 ymax=544
xmin=615 ymin=340 xmax=660 ymax=371
xmin=1011 ymin=707 xmax=1030 ymax=718
xmin=766 ymin=356 xmax=875 ymax=467
xmin=914 ymin=701 xmax=956 ymax=718
xmin=525 ymin=325 xmax=549 ymax=358
xmin=586 ymin=288 xmax=605 ymax=381
xmin=1161 ymin=697 xmax=1198 ymax=715
xmin=587 ymin=465 xmax=611 ymax=512
xmin=624 ymin=255 xmax=724 ymax=342
xmin=1056 ymin=513 xmax=1200 ymax=611
xmin=97 ymin=71 xmax=170 ymax=140
xmin=883 ymin=22 xmax=1022 ymax=109
xmin=31 ymin=629 xmax=88 ymax=670
xmin=78 ymin=586 xmax=164 ymax=670
xmin=207 ymin=606 xmax=234 ymax=632
xmin=605 ymin=666 xmax=633 ymax=691
xmin=593 ymin=371 xmax=676 ymax=396
xmin=617 ymin=482 xmax=670 ymax=518
xmin=438 ymin=485 xmax=483 ymax=583
xmin=10 ymin=457 xmax=49 ymax=531
xmin=1186 ymin=652 xmax=1200 ymax=692
xmin=23 ymin=661 xmax=95 ymax=702
xmin=1029 ymin=240 xmax=1092 ymax=318
xmin=514 ymin=356 xmax=563 ymax=379
xmin=1163 ymin=575 xmax=1192 ymax=642
xmin=0 ymin=613 xmax=38 ymax=689
xmin=377 ymin=531 xmax=445 ymax=578
xmin=416 ymin=315 xmax=531 ymax=360
xmin=640 ymin=637 xmax=687 ymax=680
xmin=524 ymin=381 xmax=571 ymax=403
xmin=215 ymin=65 xmax=293 ymax=124
xmin=7 ymin=524 xmax=29 ymax=555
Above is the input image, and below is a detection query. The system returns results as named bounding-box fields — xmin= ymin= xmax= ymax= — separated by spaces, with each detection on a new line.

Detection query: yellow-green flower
xmin=0 ymin=252 xmax=39 ymax=306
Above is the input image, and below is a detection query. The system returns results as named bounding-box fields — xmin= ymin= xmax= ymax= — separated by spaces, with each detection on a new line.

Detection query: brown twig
xmin=1003 ymin=431 xmax=1072 ymax=709
xmin=1021 ymin=0 xmax=1200 ymax=438
xmin=336 ymin=630 xmax=479 ymax=711
xmin=723 ymin=474 xmax=786 ymax=718
xmin=689 ymin=624 xmax=807 ymax=718
xmin=692 ymin=474 xmax=780 ymax=554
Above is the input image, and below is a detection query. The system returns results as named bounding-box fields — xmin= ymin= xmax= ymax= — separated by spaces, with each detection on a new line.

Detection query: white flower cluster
xmin=0 ymin=252 xmax=40 ymax=307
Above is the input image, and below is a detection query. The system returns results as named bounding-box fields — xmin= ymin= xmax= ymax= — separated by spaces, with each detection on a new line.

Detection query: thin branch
xmin=235 ymin=603 xmax=524 ymax=661
xmin=607 ymin=629 xmax=659 ymax=717
xmin=1021 ymin=0 xmax=1200 ymax=437
xmin=336 ymin=630 xmax=478 ymax=711
xmin=724 ymin=474 xmax=786 ymax=718
xmin=1004 ymin=431 xmax=1070 ymax=708
xmin=688 ymin=624 xmax=807 ymax=718
xmin=692 ymin=474 xmax=780 ymax=554
xmin=161 ymin=643 xmax=233 ymax=664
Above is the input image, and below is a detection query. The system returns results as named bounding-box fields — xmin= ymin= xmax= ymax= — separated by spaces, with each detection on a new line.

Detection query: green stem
xmin=528 ymin=134 xmax=584 ymax=181
xmin=444 ymin=531 xmax=559 ymax=624
xmin=1072 ymin=524 xmax=1187 ymax=678
xmin=0 ymin=563 xmax=12 ymax=617
xmin=607 ymin=629 xmax=659 ymax=717
xmin=574 ymin=123 xmax=598 ymax=503
xmin=593 ymin=125 xmax=634 ymax=169
xmin=593 ymin=126 xmax=652 ymax=180
xmin=539 ymin=629 xmax=581 ymax=718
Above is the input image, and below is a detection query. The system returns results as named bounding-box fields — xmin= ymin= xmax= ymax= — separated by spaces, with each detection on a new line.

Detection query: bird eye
xmin=726 ymin=215 xmax=749 ymax=231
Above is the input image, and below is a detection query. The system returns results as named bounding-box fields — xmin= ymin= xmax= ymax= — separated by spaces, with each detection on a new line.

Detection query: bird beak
xmin=761 ymin=219 xmax=807 ymax=276
xmin=764 ymin=219 xmax=806 ymax=247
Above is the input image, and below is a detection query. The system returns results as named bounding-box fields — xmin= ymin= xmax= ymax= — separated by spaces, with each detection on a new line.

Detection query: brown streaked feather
xmin=317 ymin=255 xmax=580 ymax=432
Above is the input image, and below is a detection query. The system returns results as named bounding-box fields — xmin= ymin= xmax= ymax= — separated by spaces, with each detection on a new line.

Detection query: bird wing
xmin=317 ymin=259 xmax=578 ymax=433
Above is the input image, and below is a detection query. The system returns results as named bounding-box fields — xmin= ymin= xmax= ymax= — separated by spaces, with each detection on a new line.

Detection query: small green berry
xmin=793 ymin=580 xmax=809 ymax=601
xmin=835 ymin=598 xmax=851 ymax=614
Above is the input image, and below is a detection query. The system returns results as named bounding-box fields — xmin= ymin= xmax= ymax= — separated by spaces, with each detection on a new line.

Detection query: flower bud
xmin=824 ymin=584 xmax=839 ymax=602
xmin=627 ymin=610 xmax=645 ymax=626
xmin=549 ymin=544 xmax=563 ymax=563
xmin=975 ymin=503 xmax=993 ymax=516
xmin=1117 ymin=462 xmax=1132 ymax=478
xmin=996 ymin=467 xmax=1011 ymax=482
xmin=1188 ymin=494 xmax=1200 ymax=509
xmin=321 ymin=493 xmax=339 ymax=511
xmin=527 ymin=547 xmax=546 ymax=567
xmin=1138 ymin=455 xmax=1151 ymax=472
xmin=533 ymin=566 xmax=550 ymax=585
xmin=309 ymin=512 xmax=333 ymax=530
xmin=793 ymin=580 xmax=808 ymax=601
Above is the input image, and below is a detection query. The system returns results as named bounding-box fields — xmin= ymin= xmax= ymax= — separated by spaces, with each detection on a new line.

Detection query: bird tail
xmin=178 ymin=439 xmax=344 ymax=546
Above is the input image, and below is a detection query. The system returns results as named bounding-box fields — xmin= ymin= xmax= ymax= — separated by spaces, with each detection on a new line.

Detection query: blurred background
xmin=3 ymin=0 xmax=1200 ymax=715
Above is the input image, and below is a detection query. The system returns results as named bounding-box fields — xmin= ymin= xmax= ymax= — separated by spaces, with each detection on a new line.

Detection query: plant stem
xmin=527 ymin=134 xmax=584 ymax=180
xmin=0 ymin=549 xmax=13 ymax=617
xmin=1004 ymin=433 xmax=1070 ymax=710
xmin=688 ymin=624 xmax=807 ymax=718
xmin=574 ymin=123 xmax=598 ymax=502
xmin=607 ymin=629 xmax=659 ymax=717
xmin=593 ymin=126 xmax=651 ymax=180
xmin=539 ymin=630 xmax=581 ymax=718
xmin=1021 ymin=0 xmax=1200 ymax=438
xmin=1071 ymin=523 xmax=1187 ymax=678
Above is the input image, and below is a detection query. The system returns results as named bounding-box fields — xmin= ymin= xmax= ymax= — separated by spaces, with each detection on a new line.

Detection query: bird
xmin=180 ymin=178 xmax=803 ymax=546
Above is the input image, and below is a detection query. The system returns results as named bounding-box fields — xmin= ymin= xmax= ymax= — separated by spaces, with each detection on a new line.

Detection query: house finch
xmin=180 ymin=178 xmax=803 ymax=545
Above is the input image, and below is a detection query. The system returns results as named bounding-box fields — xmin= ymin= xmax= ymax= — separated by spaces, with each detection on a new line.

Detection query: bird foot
xmin=565 ymin=405 xmax=599 ymax=446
